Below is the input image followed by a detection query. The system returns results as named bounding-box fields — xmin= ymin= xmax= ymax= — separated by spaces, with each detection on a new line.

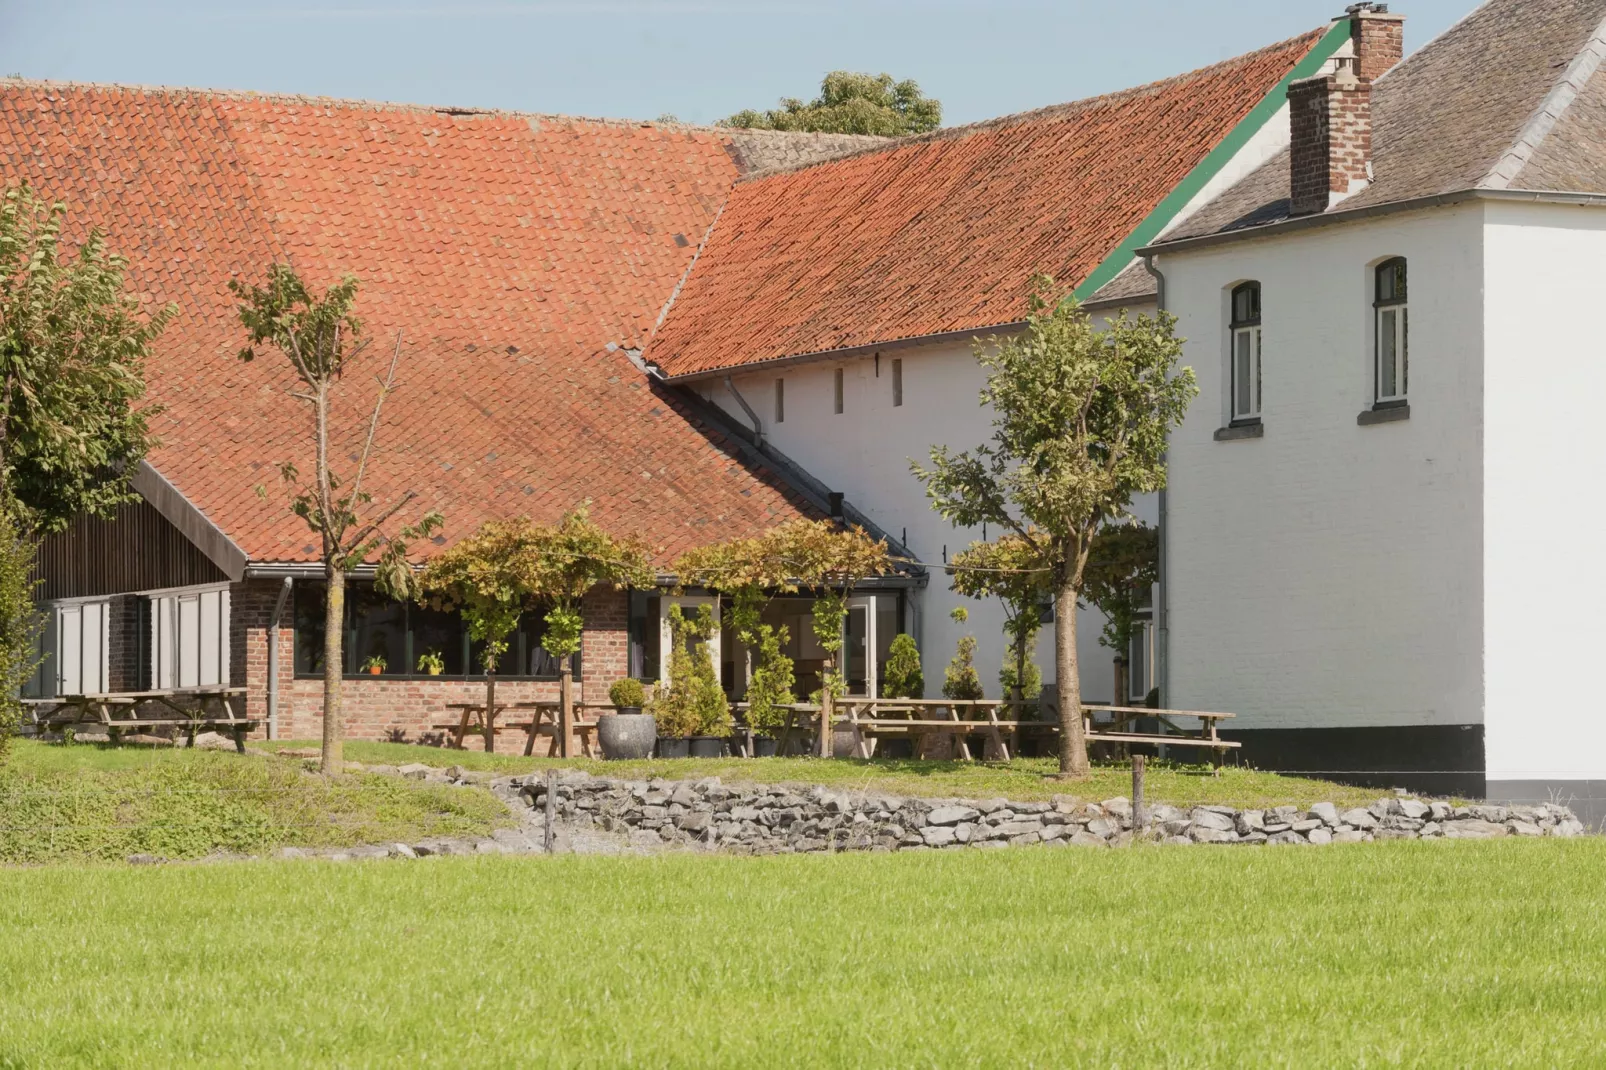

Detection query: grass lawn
xmin=0 ymin=840 xmax=1601 ymax=1066
xmin=0 ymin=740 xmax=509 ymax=864
xmin=266 ymin=739 xmax=1388 ymax=809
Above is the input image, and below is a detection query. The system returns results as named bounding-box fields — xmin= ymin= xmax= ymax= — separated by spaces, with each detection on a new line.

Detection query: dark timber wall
xmin=32 ymin=498 xmax=228 ymax=600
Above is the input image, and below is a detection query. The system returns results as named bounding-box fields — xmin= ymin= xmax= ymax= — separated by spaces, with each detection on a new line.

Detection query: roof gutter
xmin=1138 ymin=186 xmax=1606 ymax=257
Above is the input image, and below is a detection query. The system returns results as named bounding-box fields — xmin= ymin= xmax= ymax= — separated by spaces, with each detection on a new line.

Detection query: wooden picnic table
xmin=435 ymin=701 xmax=602 ymax=757
xmin=28 ymin=687 xmax=256 ymax=752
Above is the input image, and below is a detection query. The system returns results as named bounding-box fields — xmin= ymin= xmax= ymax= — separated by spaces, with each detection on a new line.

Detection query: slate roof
xmin=643 ymin=28 xmax=1330 ymax=380
xmin=1161 ymin=0 xmax=1606 ymax=244
xmin=0 ymin=80 xmax=881 ymax=565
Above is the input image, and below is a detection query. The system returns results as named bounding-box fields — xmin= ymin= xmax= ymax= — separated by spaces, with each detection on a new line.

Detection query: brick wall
xmin=106 ymin=594 xmax=143 ymax=692
xmin=233 ymin=579 xmax=631 ymax=744
xmin=1351 ymin=12 xmax=1405 ymax=83
xmin=1288 ymin=69 xmax=1372 ymax=217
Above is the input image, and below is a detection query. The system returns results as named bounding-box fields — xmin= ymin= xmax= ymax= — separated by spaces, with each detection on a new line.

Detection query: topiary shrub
xmin=881 ymin=633 xmax=923 ymax=699
xmin=941 ymin=607 xmax=984 ymax=701
xmin=655 ymin=604 xmax=731 ymax=738
xmin=608 ymin=678 xmax=646 ymax=709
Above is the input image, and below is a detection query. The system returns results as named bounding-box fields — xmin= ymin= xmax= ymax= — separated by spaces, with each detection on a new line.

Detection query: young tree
xmin=720 ymin=71 xmax=941 ymax=136
xmin=949 ymin=534 xmax=1050 ymax=709
xmin=0 ymin=184 xmax=174 ymax=755
xmin=913 ymin=277 xmax=1195 ymax=779
xmin=420 ymin=509 xmax=652 ymax=754
xmin=232 ymin=266 xmax=439 ymax=774
xmin=881 ymin=633 xmax=923 ymax=700
xmin=654 ymin=603 xmax=730 ymax=740
xmin=1082 ymin=522 xmax=1161 ymax=707
xmin=941 ymin=606 xmax=983 ymax=702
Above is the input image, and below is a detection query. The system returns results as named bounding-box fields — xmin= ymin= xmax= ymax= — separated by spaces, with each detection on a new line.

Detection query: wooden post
xmin=1131 ymin=754 xmax=1146 ymax=832
xmin=559 ymin=659 xmax=573 ymax=759
xmin=818 ymin=686 xmax=833 ymax=759
xmin=543 ymin=769 xmax=556 ymax=853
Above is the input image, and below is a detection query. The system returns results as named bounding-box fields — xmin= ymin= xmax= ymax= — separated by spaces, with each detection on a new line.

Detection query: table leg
xmin=452 ymin=706 xmax=473 ymax=750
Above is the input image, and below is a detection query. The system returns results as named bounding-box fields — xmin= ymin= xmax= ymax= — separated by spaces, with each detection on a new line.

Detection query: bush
xmin=655 ymin=605 xmax=731 ymax=738
xmin=743 ymin=622 xmax=795 ymax=736
xmin=941 ymin=607 xmax=983 ymax=701
xmin=881 ymin=633 xmax=923 ymax=699
xmin=609 ymin=678 xmax=646 ymax=709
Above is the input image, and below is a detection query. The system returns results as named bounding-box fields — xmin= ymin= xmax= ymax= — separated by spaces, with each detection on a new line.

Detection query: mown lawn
xmin=266 ymin=739 xmax=1388 ymax=809
xmin=0 ymin=740 xmax=509 ymax=864
xmin=0 ymin=840 xmax=1601 ymax=1066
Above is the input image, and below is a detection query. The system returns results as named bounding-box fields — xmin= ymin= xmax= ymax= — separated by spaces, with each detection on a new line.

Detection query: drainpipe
xmin=723 ymin=375 xmax=763 ymax=446
xmin=266 ymin=576 xmax=292 ymax=740
xmin=1143 ymin=252 xmax=1171 ymax=713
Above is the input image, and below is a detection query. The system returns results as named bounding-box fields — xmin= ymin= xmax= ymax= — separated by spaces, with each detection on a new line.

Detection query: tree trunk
xmin=818 ymin=657 xmax=834 ymax=758
xmin=321 ymin=566 xmax=345 ymax=774
xmin=1054 ymin=582 xmax=1089 ymax=778
xmin=484 ymin=666 xmax=497 ymax=754
xmin=559 ymin=655 xmax=573 ymax=759
xmin=1112 ymin=654 xmax=1128 ymax=710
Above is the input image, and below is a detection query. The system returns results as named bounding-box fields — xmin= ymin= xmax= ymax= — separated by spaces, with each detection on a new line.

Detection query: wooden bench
xmin=30 ymin=688 xmax=257 ymax=752
xmin=435 ymin=701 xmax=600 ymax=757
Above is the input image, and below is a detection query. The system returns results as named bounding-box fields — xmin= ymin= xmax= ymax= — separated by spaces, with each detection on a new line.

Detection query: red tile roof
xmin=645 ymin=29 xmax=1329 ymax=379
xmin=0 ymin=82 xmax=868 ymax=566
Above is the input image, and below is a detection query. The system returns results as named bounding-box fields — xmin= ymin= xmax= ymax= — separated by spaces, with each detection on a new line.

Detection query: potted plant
xmin=597 ymin=677 xmax=656 ymax=760
xmin=655 ymin=604 xmax=727 ymax=758
xmin=361 ymin=654 xmax=387 ymax=676
xmin=416 ymin=650 xmax=445 ymax=676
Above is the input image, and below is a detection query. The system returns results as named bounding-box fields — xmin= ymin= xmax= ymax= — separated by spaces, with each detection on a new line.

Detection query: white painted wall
xmin=1482 ymin=200 xmax=1606 ymax=783
xmin=695 ymin=312 xmax=1158 ymax=703
xmin=1157 ymin=204 xmax=1486 ymax=732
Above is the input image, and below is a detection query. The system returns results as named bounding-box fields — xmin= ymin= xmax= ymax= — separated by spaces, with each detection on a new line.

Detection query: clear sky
xmin=1 ymin=0 xmax=1482 ymax=127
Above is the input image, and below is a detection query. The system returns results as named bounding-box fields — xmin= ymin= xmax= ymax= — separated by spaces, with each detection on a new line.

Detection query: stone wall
xmin=233 ymin=581 xmax=631 ymax=743
xmin=510 ymin=772 xmax=1587 ymax=853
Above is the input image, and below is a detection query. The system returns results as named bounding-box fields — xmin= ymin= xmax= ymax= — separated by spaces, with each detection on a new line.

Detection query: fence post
xmin=1131 ymin=754 xmax=1146 ymax=833
xmin=544 ymin=769 xmax=556 ymax=853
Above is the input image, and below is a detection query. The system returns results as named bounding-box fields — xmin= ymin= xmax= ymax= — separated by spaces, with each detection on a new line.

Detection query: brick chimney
xmin=1287 ymin=5 xmax=1405 ymax=217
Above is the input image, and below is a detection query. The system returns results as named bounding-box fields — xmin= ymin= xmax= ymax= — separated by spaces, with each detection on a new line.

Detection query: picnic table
xmin=27 ymin=687 xmax=256 ymax=751
xmin=435 ymin=701 xmax=601 ymax=757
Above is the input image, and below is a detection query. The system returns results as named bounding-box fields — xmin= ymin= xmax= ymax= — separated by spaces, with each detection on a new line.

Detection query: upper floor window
xmin=833 ymin=367 xmax=845 ymax=415
xmin=1229 ymin=282 xmax=1262 ymax=423
xmin=1374 ymin=258 xmax=1408 ymax=404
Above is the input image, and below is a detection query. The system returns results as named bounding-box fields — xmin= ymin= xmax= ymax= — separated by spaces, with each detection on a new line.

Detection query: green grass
xmin=0 ymin=740 xmax=510 ymax=864
xmin=266 ymin=739 xmax=1387 ymax=809
xmin=0 ymin=841 xmax=1601 ymax=1066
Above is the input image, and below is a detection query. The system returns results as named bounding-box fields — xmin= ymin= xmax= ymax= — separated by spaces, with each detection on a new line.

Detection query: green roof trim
xmin=1074 ymin=20 xmax=1353 ymax=302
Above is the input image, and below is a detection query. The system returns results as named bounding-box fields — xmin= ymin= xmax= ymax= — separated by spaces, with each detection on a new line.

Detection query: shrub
xmin=655 ymin=605 xmax=731 ymax=738
xmin=941 ymin=607 xmax=983 ymax=701
xmin=608 ymin=678 xmax=646 ymax=709
xmin=881 ymin=633 xmax=923 ymax=699
xmin=743 ymin=622 xmax=795 ymax=736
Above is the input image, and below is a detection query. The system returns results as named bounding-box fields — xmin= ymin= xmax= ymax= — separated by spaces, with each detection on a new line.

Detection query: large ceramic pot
xmin=597 ymin=712 xmax=656 ymax=760
xmin=687 ymin=736 xmax=729 ymax=759
xmin=656 ymin=737 xmax=690 ymax=759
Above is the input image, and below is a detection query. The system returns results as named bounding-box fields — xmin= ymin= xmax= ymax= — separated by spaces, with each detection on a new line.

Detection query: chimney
xmin=1287 ymin=5 xmax=1404 ymax=217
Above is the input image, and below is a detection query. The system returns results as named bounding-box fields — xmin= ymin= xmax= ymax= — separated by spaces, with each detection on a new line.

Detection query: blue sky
xmin=1 ymin=1 xmax=1481 ymax=126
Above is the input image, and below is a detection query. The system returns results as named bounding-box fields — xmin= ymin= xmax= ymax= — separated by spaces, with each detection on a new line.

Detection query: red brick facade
xmin=232 ymin=579 xmax=632 ymax=744
xmin=1289 ymin=65 xmax=1373 ymax=217
xmin=1351 ymin=10 xmax=1405 ymax=83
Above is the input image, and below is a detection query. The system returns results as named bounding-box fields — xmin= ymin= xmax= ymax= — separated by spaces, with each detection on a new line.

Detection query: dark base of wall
xmin=1219 ymin=724 xmax=1486 ymax=799
xmin=1488 ymin=780 xmax=1606 ymax=831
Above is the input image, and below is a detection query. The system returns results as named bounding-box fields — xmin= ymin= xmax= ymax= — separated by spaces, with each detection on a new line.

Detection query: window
xmin=1374 ymin=258 xmax=1408 ymax=404
xmin=1229 ymin=282 xmax=1262 ymax=422
xmin=292 ymin=580 xmax=573 ymax=679
xmin=27 ymin=599 xmax=112 ymax=698
xmin=833 ymin=367 xmax=844 ymax=415
xmin=774 ymin=378 xmax=785 ymax=424
xmin=1128 ymin=618 xmax=1155 ymax=703
xmin=892 ymin=358 xmax=903 ymax=407
xmin=149 ymin=587 xmax=230 ymax=690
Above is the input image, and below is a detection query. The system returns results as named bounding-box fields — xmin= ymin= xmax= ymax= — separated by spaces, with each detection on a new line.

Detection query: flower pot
xmin=597 ymin=713 xmax=656 ymax=760
xmin=688 ymin=736 xmax=728 ymax=759
xmin=367 ymin=666 xmax=383 ymax=676
xmin=656 ymin=737 xmax=690 ymax=759
xmin=426 ymin=668 xmax=443 ymax=676
xmin=751 ymin=736 xmax=778 ymax=758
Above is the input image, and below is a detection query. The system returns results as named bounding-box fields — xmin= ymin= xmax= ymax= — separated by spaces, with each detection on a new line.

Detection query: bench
xmin=30 ymin=688 xmax=257 ymax=752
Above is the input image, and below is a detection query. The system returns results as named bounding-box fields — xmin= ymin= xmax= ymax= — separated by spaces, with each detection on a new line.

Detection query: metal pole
xmin=544 ymin=769 xmax=556 ymax=853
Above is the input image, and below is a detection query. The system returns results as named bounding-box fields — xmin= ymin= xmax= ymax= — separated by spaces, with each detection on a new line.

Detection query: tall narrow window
xmin=891 ymin=358 xmax=903 ymax=407
xmin=1374 ymin=258 xmax=1408 ymax=404
xmin=833 ymin=367 xmax=844 ymax=415
xmin=774 ymin=378 xmax=785 ymax=424
xmin=1229 ymin=282 xmax=1262 ymax=423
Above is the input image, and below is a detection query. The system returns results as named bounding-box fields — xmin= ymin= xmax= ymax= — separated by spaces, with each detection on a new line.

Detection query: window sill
xmin=1213 ymin=421 xmax=1264 ymax=442
xmin=1357 ymin=403 xmax=1409 ymax=426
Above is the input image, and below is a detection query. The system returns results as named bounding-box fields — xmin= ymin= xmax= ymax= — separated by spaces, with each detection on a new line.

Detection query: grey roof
xmin=722 ymin=130 xmax=891 ymax=176
xmin=1086 ymin=260 xmax=1159 ymax=307
xmin=1159 ymin=0 xmax=1606 ymax=245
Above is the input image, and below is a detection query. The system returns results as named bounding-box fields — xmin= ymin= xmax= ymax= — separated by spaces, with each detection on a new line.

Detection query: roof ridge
xmin=0 ymin=74 xmax=874 ymax=141
xmin=1480 ymin=2 xmax=1606 ymax=189
xmin=732 ymin=25 xmax=1330 ymax=184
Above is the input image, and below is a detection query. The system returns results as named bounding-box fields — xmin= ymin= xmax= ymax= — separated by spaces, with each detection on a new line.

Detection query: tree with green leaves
xmin=232 ymin=266 xmax=440 ymax=773
xmin=913 ymin=277 xmax=1196 ymax=779
xmin=420 ymin=508 xmax=652 ymax=753
xmin=941 ymin=606 xmax=983 ymax=702
xmin=0 ymin=184 xmax=174 ymax=756
xmin=949 ymin=534 xmax=1050 ymax=710
xmin=1083 ymin=522 xmax=1160 ymax=707
xmin=655 ymin=603 xmax=730 ymax=739
xmin=720 ymin=71 xmax=941 ymax=136
xmin=881 ymin=633 xmax=923 ymax=700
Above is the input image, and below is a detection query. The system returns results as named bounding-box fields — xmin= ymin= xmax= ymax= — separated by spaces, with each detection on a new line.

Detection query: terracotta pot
xmin=367 ymin=666 xmax=383 ymax=676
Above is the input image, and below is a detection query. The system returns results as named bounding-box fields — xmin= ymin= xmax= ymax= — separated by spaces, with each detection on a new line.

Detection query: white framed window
xmin=1229 ymin=282 xmax=1261 ymax=422
xmin=1128 ymin=617 xmax=1155 ymax=703
xmin=1374 ymin=258 xmax=1408 ymax=404
xmin=833 ymin=367 xmax=844 ymax=415
xmin=37 ymin=599 xmax=111 ymax=698
xmin=891 ymin=358 xmax=903 ymax=407
xmin=148 ymin=585 xmax=230 ymax=690
xmin=774 ymin=378 xmax=785 ymax=424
